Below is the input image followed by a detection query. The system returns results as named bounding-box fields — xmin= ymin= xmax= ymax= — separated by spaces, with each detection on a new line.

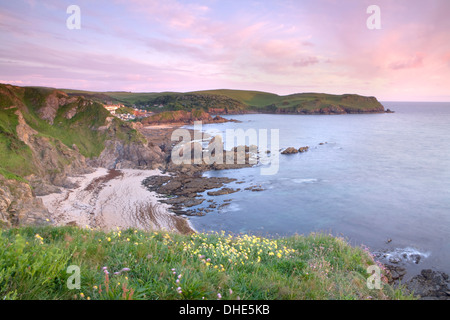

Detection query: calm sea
xmin=184 ymin=102 xmax=450 ymax=277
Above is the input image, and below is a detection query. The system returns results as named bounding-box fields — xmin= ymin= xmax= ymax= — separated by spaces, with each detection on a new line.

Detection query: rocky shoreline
xmin=140 ymin=129 xmax=259 ymax=217
xmin=138 ymin=123 xmax=450 ymax=300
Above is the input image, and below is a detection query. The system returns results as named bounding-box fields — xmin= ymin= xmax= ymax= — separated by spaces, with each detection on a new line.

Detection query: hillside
xmin=0 ymin=84 xmax=165 ymax=227
xmin=0 ymin=83 xmax=386 ymax=227
xmin=141 ymin=109 xmax=230 ymax=125
xmin=56 ymin=88 xmax=386 ymax=114
xmin=0 ymin=225 xmax=411 ymax=300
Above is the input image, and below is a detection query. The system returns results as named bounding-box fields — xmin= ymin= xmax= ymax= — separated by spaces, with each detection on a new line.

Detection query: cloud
xmin=389 ymin=53 xmax=425 ymax=70
xmin=293 ymin=56 xmax=320 ymax=67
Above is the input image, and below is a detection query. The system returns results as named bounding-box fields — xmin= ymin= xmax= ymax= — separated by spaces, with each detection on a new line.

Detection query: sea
xmin=184 ymin=102 xmax=450 ymax=278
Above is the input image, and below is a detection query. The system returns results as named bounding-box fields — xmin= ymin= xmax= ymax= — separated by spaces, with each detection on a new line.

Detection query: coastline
xmin=139 ymin=117 xmax=449 ymax=300
xmin=38 ymin=117 xmax=450 ymax=299
xmin=39 ymin=167 xmax=196 ymax=235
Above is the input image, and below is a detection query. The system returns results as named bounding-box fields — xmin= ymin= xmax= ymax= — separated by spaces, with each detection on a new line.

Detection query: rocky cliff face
xmin=142 ymin=110 xmax=230 ymax=125
xmin=0 ymin=175 xmax=51 ymax=227
xmin=91 ymin=139 xmax=166 ymax=170
xmin=14 ymin=108 xmax=92 ymax=195
xmin=269 ymin=95 xmax=385 ymax=115
xmin=0 ymin=84 xmax=167 ymax=227
xmin=35 ymin=91 xmax=78 ymax=124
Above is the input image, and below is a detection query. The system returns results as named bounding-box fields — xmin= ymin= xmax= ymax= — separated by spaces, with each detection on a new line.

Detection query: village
xmin=103 ymin=104 xmax=153 ymax=121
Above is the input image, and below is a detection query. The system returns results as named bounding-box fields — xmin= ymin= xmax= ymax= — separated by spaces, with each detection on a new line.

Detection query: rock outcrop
xmin=0 ymin=175 xmax=51 ymax=227
xmin=298 ymin=146 xmax=309 ymax=153
xmin=281 ymin=147 xmax=299 ymax=154
xmin=0 ymin=84 xmax=170 ymax=227
xmin=91 ymin=140 xmax=166 ymax=170
xmin=36 ymin=91 xmax=78 ymax=124
xmin=14 ymin=108 xmax=92 ymax=195
xmin=142 ymin=110 xmax=231 ymax=126
xmin=281 ymin=146 xmax=309 ymax=154
xmin=404 ymin=269 xmax=450 ymax=300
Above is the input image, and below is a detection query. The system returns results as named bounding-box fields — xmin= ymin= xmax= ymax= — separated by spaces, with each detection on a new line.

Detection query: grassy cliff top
xmin=0 ymin=83 xmax=145 ymax=180
xmin=0 ymin=225 xmax=411 ymax=300
xmin=53 ymin=87 xmax=385 ymax=113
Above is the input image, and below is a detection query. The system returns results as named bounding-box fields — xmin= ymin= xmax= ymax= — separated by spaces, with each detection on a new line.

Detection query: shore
xmin=39 ymin=167 xmax=195 ymax=234
xmin=36 ymin=120 xmax=450 ymax=299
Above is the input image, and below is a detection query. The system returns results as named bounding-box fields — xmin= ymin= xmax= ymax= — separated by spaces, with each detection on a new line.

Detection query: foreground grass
xmin=0 ymin=226 xmax=413 ymax=300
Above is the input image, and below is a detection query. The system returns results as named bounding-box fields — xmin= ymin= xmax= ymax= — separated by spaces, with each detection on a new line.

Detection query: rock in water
xmin=281 ymin=147 xmax=299 ymax=154
xmin=405 ymin=269 xmax=450 ymax=300
xmin=298 ymin=146 xmax=309 ymax=153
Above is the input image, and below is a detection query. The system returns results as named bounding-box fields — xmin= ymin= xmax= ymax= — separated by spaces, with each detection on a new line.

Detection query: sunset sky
xmin=1 ymin=0 xmax=449 ymax=101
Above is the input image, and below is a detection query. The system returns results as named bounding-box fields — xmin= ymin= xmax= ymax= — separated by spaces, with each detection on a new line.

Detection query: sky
xmin=0 ymin=0 xmax=449 ymax=101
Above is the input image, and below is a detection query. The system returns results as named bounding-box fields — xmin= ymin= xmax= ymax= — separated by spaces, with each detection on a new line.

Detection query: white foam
xmin=376 ymin=247 xmax=431 ymax=265
xmin=292 ymin=178 xmax=319 ymax=184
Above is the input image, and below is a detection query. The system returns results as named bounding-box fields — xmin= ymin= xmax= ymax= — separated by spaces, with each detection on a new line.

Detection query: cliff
xmin=0 ymin=84 xmax=165 ymax=227
xmin=141 ymin=109 xmax=230 ymax=125
xmin=60 ymin=88 xmax=386 ymax=115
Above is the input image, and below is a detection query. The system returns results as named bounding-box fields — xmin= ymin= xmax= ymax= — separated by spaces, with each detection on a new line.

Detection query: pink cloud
xmin=389 ymin=53 xmax=425 ymax=70
xmin=293 ymin=56 xmax=320 ymax=67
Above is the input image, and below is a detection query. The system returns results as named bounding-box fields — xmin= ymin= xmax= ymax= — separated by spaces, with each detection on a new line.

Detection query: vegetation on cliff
xmin=0 ymin=225 xmax=411 ymax=300
xmin=0 ymin=84 xmax=163 ymax=227
xmin=0 ymin=84 xmax=144 ymax=180
xmin=141 ymin=109 xmax=228 ymax=125
xmin=59 ymin=88 xmax=386 ymax=115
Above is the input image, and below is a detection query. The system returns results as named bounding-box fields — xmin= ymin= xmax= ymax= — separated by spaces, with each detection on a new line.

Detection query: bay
xmin=184 ymin=102 xmax=450 ymax=277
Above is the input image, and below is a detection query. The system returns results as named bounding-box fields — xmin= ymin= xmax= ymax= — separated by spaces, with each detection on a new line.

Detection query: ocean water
xmin=184 ymin=102 xmax=450 ymax=277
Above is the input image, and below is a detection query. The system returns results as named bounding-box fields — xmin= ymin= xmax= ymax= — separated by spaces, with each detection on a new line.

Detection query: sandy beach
xmin=39 ymin=168 xmax=195 ymax=234
xmin=143 ymin=124 xmax=176 ymax=129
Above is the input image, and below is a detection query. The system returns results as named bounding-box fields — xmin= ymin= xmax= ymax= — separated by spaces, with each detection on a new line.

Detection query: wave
xmin=373 ymin=247 xmax=431 ymax=265
xmin=292 ymin=178 xmax=319 ymax=184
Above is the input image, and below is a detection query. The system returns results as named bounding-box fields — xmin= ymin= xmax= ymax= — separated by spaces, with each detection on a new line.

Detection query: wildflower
xmin=121 ymin=268 xmax=131 ymax=272
xmin=93 ymin=286 xmax=98 ymax=290
xmin=87 ymin=297 xmax=91 ymax=300
xmin=107 ymin=237 xmax=111 ymax=242
xmin=80 ymin=293 xmax=85 ymax=298
xmin=229 ymin=289 xmax=233 ymax=295
xmin=217 ymin=293 xmax=222 ymax=299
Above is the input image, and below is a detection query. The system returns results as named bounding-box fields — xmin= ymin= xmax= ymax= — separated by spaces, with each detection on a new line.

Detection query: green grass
xmin=55 ymin=87 xmax=385 ymax=113
xmin=0 ymin=85 xmax=149 ymax=181
xmin=191 ymin=89 xmax=281 ymax=107
xmin=0 ymin=226 xmax=413 ymax=300
xmin=19 ymin=93 xmax=111 ymax=158
xmin=0 ymin=106 xmax=35 ymax=178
